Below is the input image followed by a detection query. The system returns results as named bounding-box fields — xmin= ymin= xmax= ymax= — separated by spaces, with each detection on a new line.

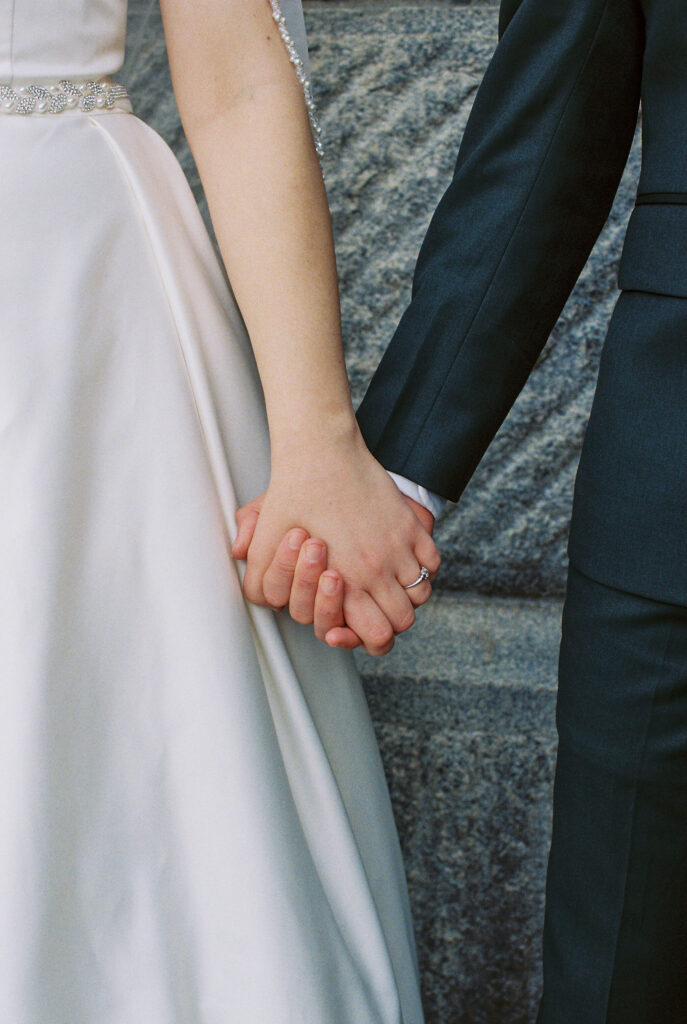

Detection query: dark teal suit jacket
xmin=357 ymin=0 xmax=687 ymax=603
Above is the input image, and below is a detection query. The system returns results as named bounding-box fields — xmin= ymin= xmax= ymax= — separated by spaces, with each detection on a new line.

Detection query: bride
xmin=0 ymin=0 xmax=439 ymax=1020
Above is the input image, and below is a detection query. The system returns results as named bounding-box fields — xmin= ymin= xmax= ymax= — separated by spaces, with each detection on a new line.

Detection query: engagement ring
xmin=404 ymin=567 xmax=431 ymax=589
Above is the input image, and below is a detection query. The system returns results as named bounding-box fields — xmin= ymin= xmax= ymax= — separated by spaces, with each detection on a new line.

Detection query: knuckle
xmin=369 ymin=636 xmax=394 ymax=657
xmin=243 ymin=581 xmax=264 ymax=605
xmin=368 ymin=623 xmax=394 ymax=649
xmin=426 ymin=545 xmax=441 ymax=571
xmin=289 ymin=597 xmax=314 ymax=625
xmin=396 ymin=608 xmax=416 ymax=634
xmin=293 ymin=609 xmax=315 ymax=626
xmin=385 ymin=526 xmax=403 ymax=549
xmin=261 ymin=581 xmax=286 ymax=608
xmin=397 ymin=521 xmax=416 ymax=545
xmin=275 ymin=555 xmax=297 ymax=576
xmin=429 ymin=552 xmax=441 ymax=574
xmin=362 ymin=552 xmax=385 ymax=577
xmin=419 ymin=553 xmax=440 ymax=577
xmin=296 ymin=564 xmax=321 ymax=587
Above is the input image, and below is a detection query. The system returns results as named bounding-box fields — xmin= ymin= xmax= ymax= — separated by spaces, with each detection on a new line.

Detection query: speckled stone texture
xmin=357 ymin=595 xmax=561 ymax=1023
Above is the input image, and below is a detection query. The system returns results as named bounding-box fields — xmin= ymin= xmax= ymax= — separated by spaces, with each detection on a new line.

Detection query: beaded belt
xmin=0 ymin=79 xmax=130 ymax=115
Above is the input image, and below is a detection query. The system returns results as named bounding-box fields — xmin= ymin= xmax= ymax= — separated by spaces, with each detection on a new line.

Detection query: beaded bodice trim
xmin=269 ymin=1 xmax=323 ymax=157
xmin=0 ymin=79 xmax=129 ymax=115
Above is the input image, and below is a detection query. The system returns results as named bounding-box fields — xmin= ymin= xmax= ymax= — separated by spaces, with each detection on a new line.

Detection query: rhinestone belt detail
xmin=0 ymin=80 xmax=129 ymax=115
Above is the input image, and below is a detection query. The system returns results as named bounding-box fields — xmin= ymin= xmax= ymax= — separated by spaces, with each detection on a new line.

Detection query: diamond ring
xmin=404 ymin=567 xmax=431 ymax=590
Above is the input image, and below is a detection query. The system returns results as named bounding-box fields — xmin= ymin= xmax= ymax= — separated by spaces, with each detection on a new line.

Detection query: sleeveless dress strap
xmin=269 ymin=0 xmax=323 ymax=156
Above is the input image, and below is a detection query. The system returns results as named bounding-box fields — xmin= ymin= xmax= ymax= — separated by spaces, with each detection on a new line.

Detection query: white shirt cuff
xmin=388 ymin=472 xmax=447 ymax=521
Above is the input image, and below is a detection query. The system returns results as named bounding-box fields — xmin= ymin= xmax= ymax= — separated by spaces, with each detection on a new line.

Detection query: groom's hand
xmin=232 ymin=493 xmax=436 ymax=651
xmin=233 ymin=499 xmax=350 ymax=637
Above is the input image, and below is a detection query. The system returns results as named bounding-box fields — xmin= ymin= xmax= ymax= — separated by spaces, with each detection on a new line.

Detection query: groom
xmin=236 ymin=0 xmax=687 ymax=1019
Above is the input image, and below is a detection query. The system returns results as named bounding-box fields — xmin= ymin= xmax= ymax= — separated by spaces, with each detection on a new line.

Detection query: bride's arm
xmin=160 ymin=0 xmax=439 ymax=654
xmin=161 ymin=0 xmax=352 ymax=457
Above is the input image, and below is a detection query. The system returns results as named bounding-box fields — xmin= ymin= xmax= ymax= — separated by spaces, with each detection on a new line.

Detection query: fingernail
xmin=288 ymin=530 xmax=303 ymax=551
xmin=322 ymin=574 xmax=338 ymax=595
xmin=306 ymin=542 xmax=324 ymax=563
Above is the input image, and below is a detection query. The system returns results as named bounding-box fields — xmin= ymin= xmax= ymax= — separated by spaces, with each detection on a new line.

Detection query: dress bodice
xmin=0 ymin=0 xmax=127 ymax=82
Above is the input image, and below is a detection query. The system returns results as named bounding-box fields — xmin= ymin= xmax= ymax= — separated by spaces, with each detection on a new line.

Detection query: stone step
xmin=356 ymin=593 xmax=562 ymax=1023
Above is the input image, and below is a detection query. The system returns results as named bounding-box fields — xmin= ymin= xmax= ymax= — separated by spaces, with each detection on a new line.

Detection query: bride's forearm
xmin=161 ymin=1 xmax=440 ymax=658
xmin=192 ymin=94 xmax=357 ymax=444
xmin=161 ymin=0 xmax=358 ymax=453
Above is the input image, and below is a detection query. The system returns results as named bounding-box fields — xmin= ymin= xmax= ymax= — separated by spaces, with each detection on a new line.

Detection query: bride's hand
xmin=231 ymin=433 xmax=440 ymax=656
xmin=233 ymin=492 xmax=436 ymax=651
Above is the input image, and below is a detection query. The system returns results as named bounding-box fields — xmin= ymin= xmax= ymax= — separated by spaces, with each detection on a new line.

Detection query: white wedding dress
xmin=0 ymin=2 xmax=424 ymax=1021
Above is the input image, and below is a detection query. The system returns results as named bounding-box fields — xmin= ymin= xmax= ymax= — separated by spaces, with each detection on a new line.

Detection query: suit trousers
xmin=537 ymin=562 xmax=687 ymax=1023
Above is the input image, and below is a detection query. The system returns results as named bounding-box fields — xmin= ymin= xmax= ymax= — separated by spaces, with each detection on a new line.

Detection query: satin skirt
xmin=0 ymin=107 xmax=423 ymax=1024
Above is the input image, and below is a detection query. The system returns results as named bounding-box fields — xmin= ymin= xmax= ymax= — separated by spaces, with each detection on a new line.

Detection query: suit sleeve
xmin=356 ymin=0 xmax=644 ymax=502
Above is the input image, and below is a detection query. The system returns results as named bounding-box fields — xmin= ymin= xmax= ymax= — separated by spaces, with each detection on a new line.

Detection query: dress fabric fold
xmin=0 ymin=2 xmax=424 ymax=1021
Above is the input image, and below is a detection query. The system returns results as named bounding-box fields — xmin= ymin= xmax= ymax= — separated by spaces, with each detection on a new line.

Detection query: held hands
xmin=231 ymin=433 xmax=439 ymax=655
